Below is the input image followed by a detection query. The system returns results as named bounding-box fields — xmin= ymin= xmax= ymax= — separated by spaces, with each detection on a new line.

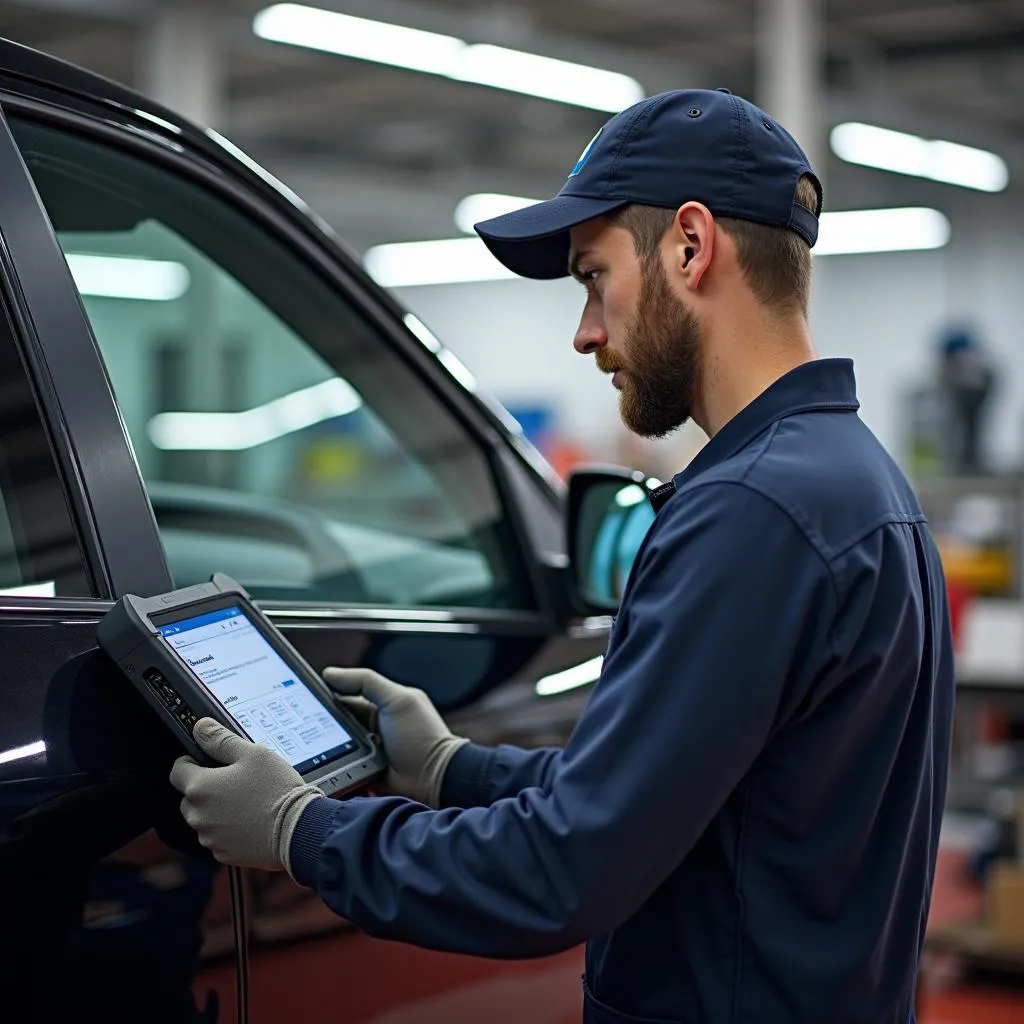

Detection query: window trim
xmin=0 ymin=106 xmax=173 ymax=599
xmin=0 ymin=596 xmax=115 ymax=632
xmin=0 ymin=94 xmax=559 ymax=621
xmin=0 ymin=595 xmax=552 ymax=638
xmin=0 ymin=300 xmax=94 ymax=597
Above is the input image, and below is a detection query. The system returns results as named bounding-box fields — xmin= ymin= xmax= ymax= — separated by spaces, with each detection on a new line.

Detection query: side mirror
xmin=566 ymin=466 xmax=661 ymax=614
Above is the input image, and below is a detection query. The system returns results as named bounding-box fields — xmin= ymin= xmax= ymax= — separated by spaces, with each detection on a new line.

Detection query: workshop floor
xmin=919 ymin=988 xmax=1024 ymax=1024
xmin=233 ymin=934 xmax=1024 ymax=1024
xmin=915 ymin=845 xmax=1024 ymax=1024
xmin=200 ymin=847 xmax=1024 ymax=1023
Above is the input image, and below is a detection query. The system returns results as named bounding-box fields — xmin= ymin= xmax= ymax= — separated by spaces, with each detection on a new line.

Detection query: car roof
xmin=0 ymin=36 xmax=206 ymax=145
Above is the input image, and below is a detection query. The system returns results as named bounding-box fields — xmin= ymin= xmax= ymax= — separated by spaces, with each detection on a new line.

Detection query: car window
xmin=0 ymin=296 xmax=91 ymax=596
xmin=11 ymin=118 xmax=533 ymax=610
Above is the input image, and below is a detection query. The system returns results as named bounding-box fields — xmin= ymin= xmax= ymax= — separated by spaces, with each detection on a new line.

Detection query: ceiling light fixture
xmin=365 ymin=237 xmax=517 ymax=287
xmin=381 ymin=191 xmax=954 ymax=287
xmin=148 ymin=377 xmax=363 ymax=451
xmin=367 ymin=204 xmax=951 ymax=286
xmin=831 ymin=122 xmax=1008 ymax=193
xmin=814 ymin=207 xmax=951 ymax=256
xmin=254 ymin=4 xmax=643 ymax=113
xmin=67 ymin=254 xmax=190 ymax=301
xmin=535 ymin=655 xmax=604 ymax=697
xmin=454 ymin=193 xmax=541 ymax=235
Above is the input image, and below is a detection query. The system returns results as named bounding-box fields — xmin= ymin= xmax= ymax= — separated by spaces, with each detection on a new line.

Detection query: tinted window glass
xmin=12 ymin=119 xmax=532 ymax=610
xmin=0 ymin=298 xmax=90 ymax=596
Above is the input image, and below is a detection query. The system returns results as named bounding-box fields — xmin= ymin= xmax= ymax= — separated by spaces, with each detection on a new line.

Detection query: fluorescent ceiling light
xmin=454 ymin=193 xmax=542 ymax=235
xmin=365 ymin=237 xmax=517 ymax=287
xmin=148 ymin=377 xmax=362 ymax=451
xmin=254 ymin=4 xmax=643 ymax=113
xmin=536 ymin=655 xmax=604 ymax=697
xmin=255 ymin=4 xmax=462 ymax=76
xmin=0 ymin=581 xmax=56 ymax=597
xmin=465 ymin=192 xmax=952 ymax=258
xmin=380 ymin=200 xmax=951 ymax=288
xmin=67 ymin=253 xmax=190 ymax=301
xmin=815 ymin=207 xmax=950 ymax=256
xmin=452 ymin=44 xmax=640 ymax=111
xmin=0 ymin=740 xmax=45 ymax=765
xmin=831 ymin=123 xmax=1008 ymax=193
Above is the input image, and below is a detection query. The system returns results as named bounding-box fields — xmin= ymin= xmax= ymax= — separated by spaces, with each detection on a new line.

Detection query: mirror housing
xmin=566 ymin=466 xmax=662 ymax=615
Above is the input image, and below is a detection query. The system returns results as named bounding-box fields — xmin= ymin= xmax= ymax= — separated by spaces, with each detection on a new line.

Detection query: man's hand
xmin=323 ymin=668 xmax=468 ymax=808
xmin=169 ymin=718 xmax=323 ymax=875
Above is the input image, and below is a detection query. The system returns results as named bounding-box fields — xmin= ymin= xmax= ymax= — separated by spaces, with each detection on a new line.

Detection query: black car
xmin=0 ymin=38 xmax=657 ymax=1023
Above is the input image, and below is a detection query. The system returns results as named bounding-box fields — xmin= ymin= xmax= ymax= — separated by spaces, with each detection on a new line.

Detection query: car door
xmin=0 ymin=70 xmax=609 ymax=1021
xmin=0 ymin=107 xmax=241 ymax=1021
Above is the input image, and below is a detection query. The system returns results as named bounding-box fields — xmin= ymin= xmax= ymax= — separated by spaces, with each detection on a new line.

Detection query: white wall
xmin=394 ymin=189 xmax=1024 ymax=476
xmin=812 ymin=190 xmax=1024 ymax=474
xmin=394 ymin=276 xmax=614 ymax=442
xmin=393 ymin=277 xmax=710 ymax=478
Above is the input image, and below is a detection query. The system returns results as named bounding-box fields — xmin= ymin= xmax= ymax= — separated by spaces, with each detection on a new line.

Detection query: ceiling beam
xmin=2 ymin=0 xmax=151 ymax=19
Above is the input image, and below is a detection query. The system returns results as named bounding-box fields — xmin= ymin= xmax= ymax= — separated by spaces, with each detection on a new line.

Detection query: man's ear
xmin=670 ymin=202 xmax=715 ymax=291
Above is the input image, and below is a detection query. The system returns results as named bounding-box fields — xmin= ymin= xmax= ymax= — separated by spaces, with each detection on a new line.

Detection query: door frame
xmin=0 ymin=104 xmax=173 ymax=599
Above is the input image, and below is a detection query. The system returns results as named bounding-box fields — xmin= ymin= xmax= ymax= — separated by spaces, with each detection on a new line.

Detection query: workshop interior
xmin=2 ymin=0 xmax=1024 ymax=1022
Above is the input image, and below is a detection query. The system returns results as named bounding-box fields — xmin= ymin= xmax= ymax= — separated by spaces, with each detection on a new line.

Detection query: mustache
xmin=595 ymin=349 xmax=623 ymax=375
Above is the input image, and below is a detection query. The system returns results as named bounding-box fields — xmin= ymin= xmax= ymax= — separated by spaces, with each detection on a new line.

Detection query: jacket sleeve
xmin=289 ymin=482 xmax=836 ymax=958
xmin=438 ymin=742 xmax=562 ymax=809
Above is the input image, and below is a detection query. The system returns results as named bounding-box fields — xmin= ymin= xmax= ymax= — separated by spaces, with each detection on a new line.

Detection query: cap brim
xmin=474 ymin=194 xmax=629 ymax=280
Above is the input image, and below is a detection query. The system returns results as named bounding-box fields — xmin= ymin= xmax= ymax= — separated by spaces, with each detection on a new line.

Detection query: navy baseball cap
xmin=474 ymin=88 xmax=822 ymax=280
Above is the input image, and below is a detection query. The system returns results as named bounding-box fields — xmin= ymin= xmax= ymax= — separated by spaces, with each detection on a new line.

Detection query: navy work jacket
xmin=291 ymin=358 xmax=955 ymax=1024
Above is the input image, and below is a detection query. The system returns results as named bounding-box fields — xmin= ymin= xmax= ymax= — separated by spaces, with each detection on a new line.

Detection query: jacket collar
xmin=674 ymin=357 xmax=860 ymax=489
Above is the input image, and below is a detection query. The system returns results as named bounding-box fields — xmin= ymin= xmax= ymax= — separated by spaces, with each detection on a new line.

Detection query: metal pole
xmin=757 ymin=0 xmax=825 ymax=187
xmin=138 ymin=1 xmax=223 ymax=129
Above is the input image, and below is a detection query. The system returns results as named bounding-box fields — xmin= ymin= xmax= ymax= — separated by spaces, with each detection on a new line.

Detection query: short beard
xmin=602 ymin=259 xmax=703 ymax=439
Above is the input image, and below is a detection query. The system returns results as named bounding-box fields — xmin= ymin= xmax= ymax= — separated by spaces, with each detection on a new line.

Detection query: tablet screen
xmin=159 ymin=604 xmax=356 ymax=774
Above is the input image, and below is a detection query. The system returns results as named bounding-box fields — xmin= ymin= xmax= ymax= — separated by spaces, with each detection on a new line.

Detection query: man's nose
xmin=574 ymin=307 xmax=607 ymax=355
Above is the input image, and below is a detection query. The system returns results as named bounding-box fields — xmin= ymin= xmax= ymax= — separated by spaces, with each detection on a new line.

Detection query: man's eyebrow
xmin=569 ymin=248 xmax=594 ymax=282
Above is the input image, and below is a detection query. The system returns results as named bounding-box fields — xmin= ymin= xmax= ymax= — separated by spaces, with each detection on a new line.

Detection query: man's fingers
xmin=170 ymin=755 xmax=203 ymax=794
xmin=323 ymin=667 xmax=402 ymax=708
xmin=180 ymin=798 xmax=201 ymax=830
xmin=334 ymin=695 xmax=379 ymax=731
xmin=192 ymin=718 xmax=252 ymax=765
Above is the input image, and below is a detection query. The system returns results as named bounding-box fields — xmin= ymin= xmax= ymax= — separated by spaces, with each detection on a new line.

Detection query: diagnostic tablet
xmin=97 ymin=573 xmax=386 ymax=796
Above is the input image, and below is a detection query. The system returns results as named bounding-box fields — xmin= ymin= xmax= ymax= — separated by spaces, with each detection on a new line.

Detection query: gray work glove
xmin=169 ymin=718 xmax=323 ymax=877
xmin=323 ymin=667 xmax=468 ymax=809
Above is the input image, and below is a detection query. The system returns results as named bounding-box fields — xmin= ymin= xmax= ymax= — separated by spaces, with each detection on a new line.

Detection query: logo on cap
xmin=568 ymin=127 xmax=603 ymax=178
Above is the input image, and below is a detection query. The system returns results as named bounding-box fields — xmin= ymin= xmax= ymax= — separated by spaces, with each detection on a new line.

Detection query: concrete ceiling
xmin=0 ymin=0 xmax=1020 ymax=249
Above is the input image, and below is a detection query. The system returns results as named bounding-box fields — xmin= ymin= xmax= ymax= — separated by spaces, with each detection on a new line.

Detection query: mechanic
xmin=171 ymin=88 xmax=955 ymax=1023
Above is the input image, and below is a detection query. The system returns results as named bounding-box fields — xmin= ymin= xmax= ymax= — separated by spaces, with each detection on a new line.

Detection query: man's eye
xmin=583 ymin=269 xmax=600 ymax=283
